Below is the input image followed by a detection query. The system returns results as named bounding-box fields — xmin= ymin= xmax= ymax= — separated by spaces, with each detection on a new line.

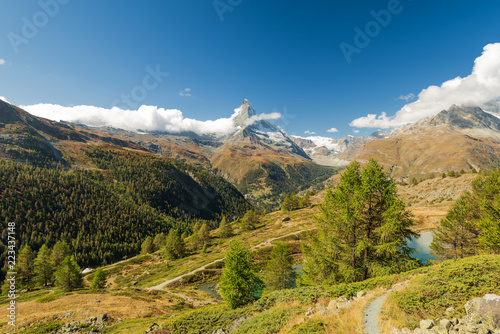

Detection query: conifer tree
xmin=198 ymin=223 xmax=210 ymax=246
xmin=18 ymin=245 xmax=36 ymax=290
xmin=51 ymin=241 xmax=70 ymax=270
xmin=430 ymin=194 xmax=480 ymax=259
xmin=153 ymin=233 xmax=167 ymax=251
xmin=300 ymin=159 xmax=416 ymax=285
xmin=219 ymin=241 xmax=264 ymax=309
xmin=90 ymin=267 xmax=107 ymax=290
xmin=54 ymin=256 xmax=83 ymax=291
xmin=218 ymin=216 xmax=233 ymax=238
xmin=241 ymin=210 xmax=260 ymax=231
xmin=165 ymin=229 xmax=186 ymax=260
xmin=34 ymin=244 xmax=53 ymax=287
xmin=264 ymin=243 xmax=297 ymax=291
xmin=141 ymin=236 xmax=154 ymax=254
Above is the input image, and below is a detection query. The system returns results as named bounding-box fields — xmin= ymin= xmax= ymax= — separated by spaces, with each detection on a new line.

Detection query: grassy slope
xmin=0 ymin=172 xmax=486 ymax=334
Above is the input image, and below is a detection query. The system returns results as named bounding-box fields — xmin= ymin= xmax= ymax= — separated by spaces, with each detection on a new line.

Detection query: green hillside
xmin=0 ymin=148 xmax=250 ymax=273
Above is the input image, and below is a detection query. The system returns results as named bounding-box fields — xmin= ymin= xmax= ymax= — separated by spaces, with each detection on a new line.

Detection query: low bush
xmin=167 ymin=305 xmax=249 ymax=333
xmin=235 ymin=308 xmax=296 ymax=334
xmin=386 ymin=255 xmax=500 ymax=329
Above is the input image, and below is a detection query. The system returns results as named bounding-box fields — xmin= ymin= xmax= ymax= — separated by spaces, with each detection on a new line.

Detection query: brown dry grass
xmin=277 ymin=288 xmax=387 ymax=334
xmin=0 ymin=292 xmax=176 ymax=331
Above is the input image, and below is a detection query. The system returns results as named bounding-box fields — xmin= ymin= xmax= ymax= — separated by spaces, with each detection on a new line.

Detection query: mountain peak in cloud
xmin=20 ymin=99 xmax=281 ymax=137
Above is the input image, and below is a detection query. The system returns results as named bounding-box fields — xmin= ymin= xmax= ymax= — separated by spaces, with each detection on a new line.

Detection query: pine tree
xmin=300 ymin=159 xmax=416 ymax=285
xmin=264 ymin=243 xmax=297 ymax=291
xmin=431 ymin=169 xmax=500 ymax=257
xmin=430 ymin=194 xmax=480 ymax=259
xmin=299 ymin=191 xmax=312 ymax=208
xmin=34 ymin=244 xmax=52 ymax=287
xmin=218 ymin=216 xmax=233 ymax=238
xmin=198 ymin=223 xmax=210 ymax=246
xmin=241 ymin=210 xmax=260 ymax=231
xmin=219 ymin=241 xmax=264 ymax=309
xmin=165 ymin=229 xmax=186 ymax=260
xmin=141 ymin=236 xmax=154 ymax=254
xmin=51 ymin=241 xmax=70 ymax=270
xmin=90 ymin=267 xmax=107 ymax=290
xmin=153 ymin=233 xmax=167 ymax=251
xmin=18 ymin=245 xmax=36 ymax=290
xmin=54 ymin=256 xmax=83 ymax=291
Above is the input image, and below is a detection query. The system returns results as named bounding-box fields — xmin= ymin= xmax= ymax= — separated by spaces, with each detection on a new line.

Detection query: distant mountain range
xmin=3 ymin=98 xmax=500 ymax=201
xmin=290 ymin=104 xmax=500 ymax=180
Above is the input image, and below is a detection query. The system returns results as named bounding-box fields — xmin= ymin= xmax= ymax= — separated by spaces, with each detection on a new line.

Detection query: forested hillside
xmin=0 ymin=148 xmax=250 ymax=277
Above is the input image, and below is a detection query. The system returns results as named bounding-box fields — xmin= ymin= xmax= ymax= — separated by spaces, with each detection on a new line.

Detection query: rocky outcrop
xmin=393 ymin=294 xmax=500 ymax=334
xmin=51 ymin=313 xmax=119 ymax=334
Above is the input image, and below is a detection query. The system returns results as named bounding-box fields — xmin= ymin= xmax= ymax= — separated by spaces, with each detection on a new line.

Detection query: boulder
xmin=315 ymin=303 xmax=328 ymax=315
xmin=357 ymin=290 xmax=367 ymax=298
xmin=439 ymin=319 xmax=452 ymax=331
xmin=143 ymin=322 xmax=159 ymax=334
xmin=327 ymin=299 xmax=337 ymax=310
xmin=465 ymin=294 xmax=500 ymax=329
xmin=212 ymin=330 xmax=227 ymax=334
xmin=420 ymin=319 xmax=434 ymax=330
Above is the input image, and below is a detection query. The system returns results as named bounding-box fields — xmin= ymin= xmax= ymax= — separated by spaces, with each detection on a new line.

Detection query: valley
xmin=1 ymin=100 xmax=500 ymax=333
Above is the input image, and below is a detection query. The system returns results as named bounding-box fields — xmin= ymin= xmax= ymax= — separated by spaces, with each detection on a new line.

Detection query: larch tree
xmin=140 ymin=236 xmax=154 ymax=255
xmin=300 ymin=159 xmax=417 ymax=285
xmin=219 ymin=241 xmax=264 ymax=309
xmin=51 ymin=241 xmax=70 ymax=271
xmin=218 ymin=216 xmax=233 ymax=238
xmin=165 ymin=229 xmax=186 ymax=260
xmin=54 ymin=256 xmax=83 ymax=291
xmin=34 ymin=244 xmax=53 ymax=287
xmin=153 ymin=233 xmax=167 ymax=251
xmin=241 ymin=210 xmax=260 ymax=231
xmin=430 ymin=194 xmax=481 ymax=259
xmin=90 ymin=267 xmax=107 ymax=290
xmin=264 ymin=243 xmax=297 ymax=291
xmin=18 ymin=245 xmax=36 ymax=290
xmin=198 ymin=223 xmax=210 ymax=247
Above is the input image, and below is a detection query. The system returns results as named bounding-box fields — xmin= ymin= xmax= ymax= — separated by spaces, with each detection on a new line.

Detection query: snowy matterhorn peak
xmin=233 ymin=99 xmax=257 ymax=127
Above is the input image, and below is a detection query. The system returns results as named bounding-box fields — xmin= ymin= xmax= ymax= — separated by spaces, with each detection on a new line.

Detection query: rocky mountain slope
xmin=291 ymin=131 xmax=390 ymax=166
xmin=0 ymin=99 xmax=252 ymax=265
xmin=350 ymin=105 xmax=500 ymax=180
xmin=69 ymin=100 xmax=337 ymax=209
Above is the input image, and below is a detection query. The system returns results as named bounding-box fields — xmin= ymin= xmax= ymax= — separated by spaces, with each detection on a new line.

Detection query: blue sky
xmin=1 ymin=0 xmax=500 ymax=138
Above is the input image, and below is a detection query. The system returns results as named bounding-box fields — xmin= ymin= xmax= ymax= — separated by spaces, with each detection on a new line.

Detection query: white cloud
xmin=350 ymin=43 xmax=500 ymax=128
xmin=243 ymin=112 xmax=281 ymax=126
xmin=304 ymin=130 xmax=316 ymax=134
xmin=397 ymin=93 xmax=415 ymax=101
xmin=292 ymin=135 xmax=340 ymax=151
xmin=179 ymin=88 xmax=192 ymax=96
xmin=353 ymin=129 xmax=360 ymax=133
xmin=0 ymin=96 xmax=9 ymax=103
xmin=0 ymin=59 xmax=5 ymax=65
xmin=327 ymin=127 xmax=338 ymax=133
xmin=20 ymin=102 xmax=281 ymax=136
